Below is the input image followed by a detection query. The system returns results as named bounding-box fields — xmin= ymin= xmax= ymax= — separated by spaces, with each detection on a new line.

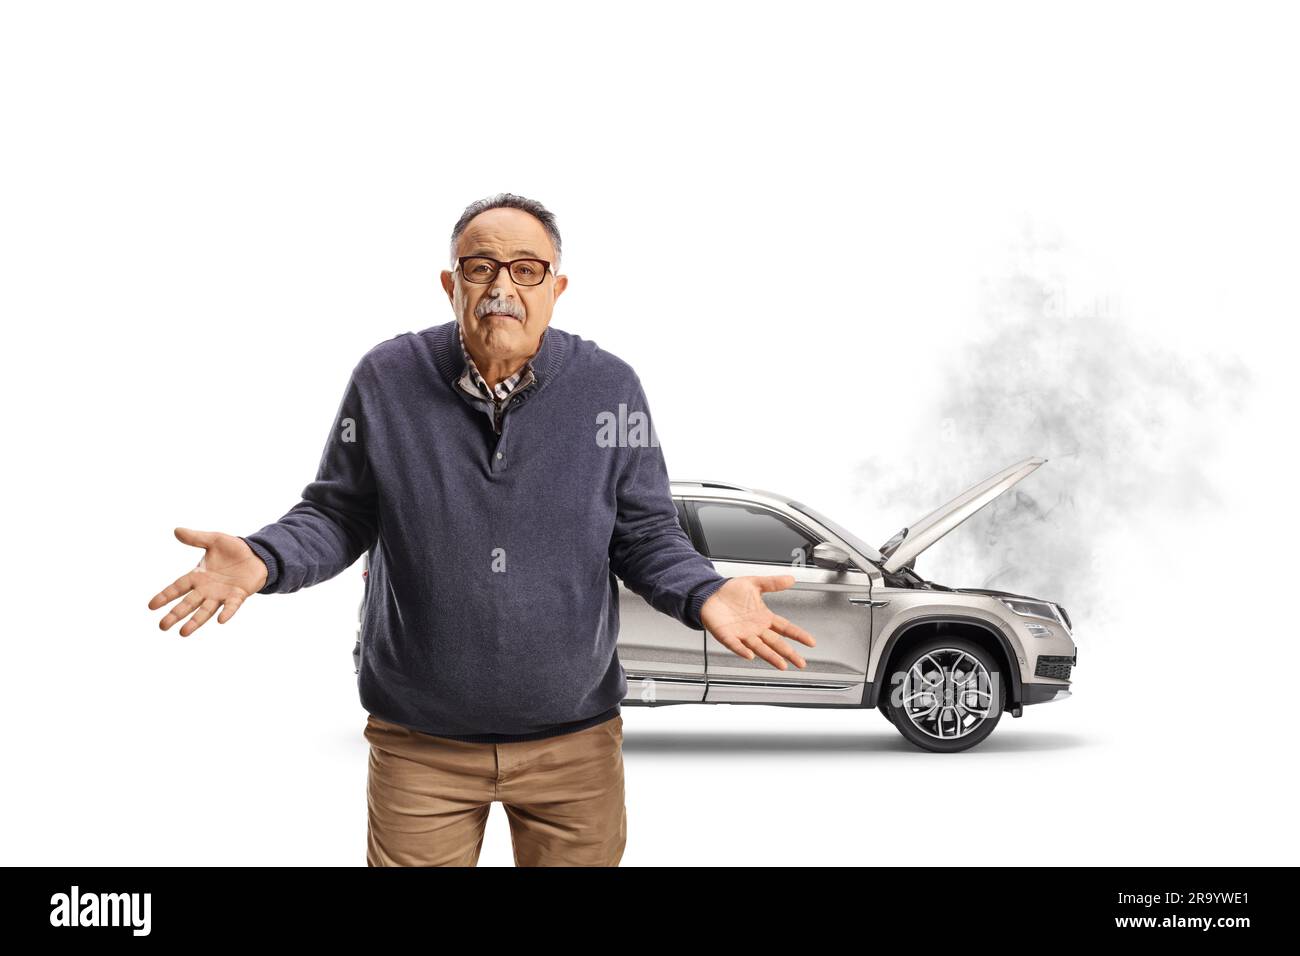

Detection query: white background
xmin=2 ymin=0 xmax=1296 ymax=865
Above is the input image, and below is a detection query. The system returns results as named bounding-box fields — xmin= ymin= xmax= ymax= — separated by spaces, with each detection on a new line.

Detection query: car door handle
xmin=848 ymin=596 xmax=889 ymax=608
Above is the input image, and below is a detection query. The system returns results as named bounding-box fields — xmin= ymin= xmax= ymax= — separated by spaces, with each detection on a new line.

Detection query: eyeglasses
xmin=455 ymin=256 xmax=553 ymax=287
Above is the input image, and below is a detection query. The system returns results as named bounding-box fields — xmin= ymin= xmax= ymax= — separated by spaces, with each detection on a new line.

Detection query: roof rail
xmin=671 ymin=479 xmax=752 ymax=492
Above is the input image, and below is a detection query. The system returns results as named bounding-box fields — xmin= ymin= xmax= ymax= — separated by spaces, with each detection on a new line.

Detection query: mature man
xmin=148 ymin=192 xmax=816 ymax=866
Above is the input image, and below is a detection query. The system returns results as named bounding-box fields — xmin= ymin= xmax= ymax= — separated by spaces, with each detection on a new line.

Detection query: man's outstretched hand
xmin=699 ymin=575 xmax=816 ymax=670
xmin=147 ymin=528 xmax=269 ymax=637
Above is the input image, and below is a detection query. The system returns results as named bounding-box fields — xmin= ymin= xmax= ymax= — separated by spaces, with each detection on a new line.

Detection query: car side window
xmin=693 ymin=501 xmax=820 ymax=566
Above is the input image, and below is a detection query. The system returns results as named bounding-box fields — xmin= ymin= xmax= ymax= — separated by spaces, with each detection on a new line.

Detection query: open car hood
xmin=878 ymin=457 xmax=1047 ymax=573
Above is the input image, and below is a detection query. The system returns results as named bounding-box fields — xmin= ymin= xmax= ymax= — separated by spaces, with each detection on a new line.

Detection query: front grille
xmin=1035 ymin=654 xmax=1074 ymax=681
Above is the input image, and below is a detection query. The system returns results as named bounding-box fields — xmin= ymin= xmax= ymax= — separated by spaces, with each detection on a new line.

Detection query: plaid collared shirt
xmin=456 ymin=322 xmax=546 ymax=433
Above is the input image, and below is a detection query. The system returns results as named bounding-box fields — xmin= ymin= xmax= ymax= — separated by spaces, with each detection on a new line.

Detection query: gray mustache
xmin=478 ymin=306 xmax=522 ymax=319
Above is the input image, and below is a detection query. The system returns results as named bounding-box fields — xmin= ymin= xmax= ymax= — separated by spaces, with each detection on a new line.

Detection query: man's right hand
xmin=148 ymin=528 xmax=269 ymax=637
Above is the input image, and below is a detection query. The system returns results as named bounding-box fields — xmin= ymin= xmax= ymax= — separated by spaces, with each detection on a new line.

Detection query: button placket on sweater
xmin=456 ymin=374 xmax=534 ymax=473
xmin=456 ymin=327 xmax=541 ymax=474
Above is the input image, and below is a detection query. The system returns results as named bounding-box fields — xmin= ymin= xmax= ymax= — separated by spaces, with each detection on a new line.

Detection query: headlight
xmin=997 ymin=597 xmax=1069 ymax=632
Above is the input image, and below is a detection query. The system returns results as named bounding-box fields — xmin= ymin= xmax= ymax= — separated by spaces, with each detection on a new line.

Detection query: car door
xmin=686 ymin=497 xmax=874 ymax=706
xmin=615 ymin=498 xmax=709 ymax=704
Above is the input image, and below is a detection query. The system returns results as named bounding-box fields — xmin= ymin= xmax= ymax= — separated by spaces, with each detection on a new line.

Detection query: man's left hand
xmin=699 ymin=575 xmax=816 ymax=670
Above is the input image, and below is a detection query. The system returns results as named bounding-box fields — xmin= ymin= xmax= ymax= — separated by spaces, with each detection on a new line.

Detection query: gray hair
xmin=448 ymin=192 xmax=562 ymax=271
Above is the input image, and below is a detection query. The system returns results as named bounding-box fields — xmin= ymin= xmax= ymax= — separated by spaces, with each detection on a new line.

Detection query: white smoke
xmin=851 ymin=241 xmax=1252 ymax=626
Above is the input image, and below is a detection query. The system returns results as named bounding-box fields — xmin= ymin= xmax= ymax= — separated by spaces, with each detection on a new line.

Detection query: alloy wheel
xmin=901 ymin=647 xmax=997 ymax=740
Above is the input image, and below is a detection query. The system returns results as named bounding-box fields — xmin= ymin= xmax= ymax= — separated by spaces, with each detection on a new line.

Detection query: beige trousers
xmin=364 ymin=712 xmax=627 ymax=866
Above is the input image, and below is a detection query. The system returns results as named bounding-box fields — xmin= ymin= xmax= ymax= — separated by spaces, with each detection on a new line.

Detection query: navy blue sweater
xmin=241 ymin=320 xmax=730 ymax=742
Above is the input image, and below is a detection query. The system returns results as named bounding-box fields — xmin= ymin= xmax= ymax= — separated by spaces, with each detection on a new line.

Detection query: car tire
xmin=881 ymin=636 xmax=1005 ymax=753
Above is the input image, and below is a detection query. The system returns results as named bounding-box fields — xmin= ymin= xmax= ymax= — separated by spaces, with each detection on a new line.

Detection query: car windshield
xmin=786 ymin=499 xmax=885 ymax=566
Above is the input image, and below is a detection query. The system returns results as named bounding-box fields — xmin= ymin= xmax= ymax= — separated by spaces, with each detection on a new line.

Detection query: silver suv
xmin=617 ymin=457 xmax=1077 ymax=753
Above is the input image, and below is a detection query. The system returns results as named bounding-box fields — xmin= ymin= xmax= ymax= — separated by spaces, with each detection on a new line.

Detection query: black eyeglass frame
xmin=454 ymin=255 xmax=555 ymax=287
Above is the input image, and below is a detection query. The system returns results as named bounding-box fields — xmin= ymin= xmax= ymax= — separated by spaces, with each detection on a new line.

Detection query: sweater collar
xmin=432 ymin=319 xmax=567 ymax=398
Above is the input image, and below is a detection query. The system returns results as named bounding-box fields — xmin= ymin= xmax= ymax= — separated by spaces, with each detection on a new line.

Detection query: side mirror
xmin=811 ymin=542 xmax=851 ymax=572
